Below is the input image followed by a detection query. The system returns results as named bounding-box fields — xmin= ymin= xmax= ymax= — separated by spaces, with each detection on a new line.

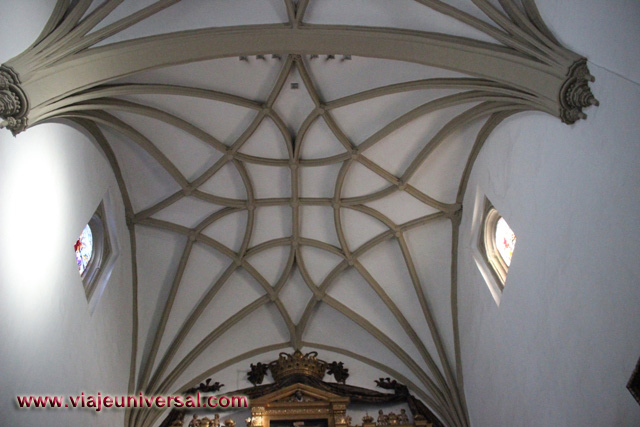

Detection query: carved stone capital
xmin=0 ymin=89 xmax=21 ymax=116
xmin=559 ymin=59 xmax=599 ymax=124
xmin=0 ymin=64 xmax=29 ymax=136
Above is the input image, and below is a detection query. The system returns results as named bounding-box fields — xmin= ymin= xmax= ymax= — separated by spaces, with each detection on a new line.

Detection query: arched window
xmin=75 ymin=224 xmax=94 ymax=275
xmin=483 ymin=207 xmax=516 ymax=287
xmin=74 ymin=204 xmax=111 ymax=299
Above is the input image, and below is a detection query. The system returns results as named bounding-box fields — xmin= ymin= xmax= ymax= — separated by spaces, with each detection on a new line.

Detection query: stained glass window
xmin=74 ymin=202 xmax=118 ymax=305
xmin=482 ymin=205 xmax=517 ymax=289
xmin=75 ymin=224 xmax=94 ymax=275
xmin=495 ymin=217 xmax=516 ymax=267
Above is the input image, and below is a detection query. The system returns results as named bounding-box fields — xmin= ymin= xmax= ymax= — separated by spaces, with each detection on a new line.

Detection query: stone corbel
xmin=560 ymin=59 xmax=600 ymax=124
xmin=0 ymin=64 xmax=29 ymax=136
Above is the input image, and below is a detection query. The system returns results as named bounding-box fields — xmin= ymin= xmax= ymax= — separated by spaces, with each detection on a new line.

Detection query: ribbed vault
xmin=0 ymin=1 xmax=597 ymax=427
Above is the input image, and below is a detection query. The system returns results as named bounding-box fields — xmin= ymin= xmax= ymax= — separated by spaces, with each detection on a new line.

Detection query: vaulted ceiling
xmin=0 ymin=1 xmax=597 ymax=427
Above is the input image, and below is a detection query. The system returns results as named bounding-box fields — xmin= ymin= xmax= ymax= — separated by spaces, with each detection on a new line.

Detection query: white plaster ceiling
xmin=115 ymin=49 xmax=469 ymax=382
xmin=90 ymin=3 xmax=492 ymax=426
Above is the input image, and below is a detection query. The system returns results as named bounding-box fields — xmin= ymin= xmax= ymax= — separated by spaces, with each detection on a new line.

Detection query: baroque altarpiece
xmin=163 ymin=352 xmax=439 ymax=427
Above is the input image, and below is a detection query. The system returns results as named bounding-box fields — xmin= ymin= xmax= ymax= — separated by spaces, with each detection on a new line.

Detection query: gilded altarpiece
xmin=250 ymin=384 xmax=350 ymax=427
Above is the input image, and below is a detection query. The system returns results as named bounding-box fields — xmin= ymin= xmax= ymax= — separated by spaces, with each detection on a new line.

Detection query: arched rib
xmin=396 ymin=231 xmax=466 ymax=426
xmin=266 ymin=55 xmax=296 ymax=107
xmin=37 ymin=0 xmax=184 ymax=70
xmin=296 ymin=212 xmax=446 ymax=349
xmin=325 ymin=77 xmax=549 ymax=113
xmin=144 ymin=262 xmax=239 ymax=396
xmin=298 ymin=152 xmax=352 ymax=167
xmin=449 ymin=210 xmax=469 ymax=427
xmin=293 ymin=109 xmax=324 ymax=161
xmin=153 ymin=295 xmax=271 ymax=395
xmin=352 ymin=259 xmax=453 ymax=400
xmin=137 ymin=237 xmax=194 ymax=393
xmin=284 ymin=0 xmax=297 ymax=25
xmin=229 ymin=160 xmax=256 ymax=258
xmin=412 ymin=0 xmax=557 ymax=66
xmin=295 ymin=55 xmax=322 ymax=108
xmin=469 ymin=0 xmax=566 ymax=65
xmin=175 ymin=342 xmax=290 ymax=393
xmin=501 ymin=0 xmax=576 ymax=63
xmin=298 ymin=238 xmax=344 ymax=258
xmin=34 ymin=83 xmax=262 ymax=121
xmin=355 ymin=155 xmax=458 ymax=213
xmin=43 ymin=0 xmax=125 ymax=51
xmin=27 ymin=0 xmax=91 ymax=58
xmin=191 ymin=190 xmax=249 ymax=209
xmin=295 ymin=0 xmax=310 ymax=25
xmin=521 ymin=0 xmax=562 ymax=47
xmin=402 ymin=101 xmax=525 ymax=182
xmin=357 ymin=91 xmax=521 ymax=153
xmin=456 ymin=110 xmax=522 ymax=204
xmin=144 ymin=342 xmax=291 ymax=427
xmin=321 ymin=295 xmax=457 ymax=422
xmin=20 ymin=24 xmax=567 ymax=110
xmin=28 ymin=0 xmax=71 ymax=51
xmin=53 ymin=110 xmax=189 ymax=189
xmin=136 ymin=217 xmax=237 ymax=261
xmin=38 ymin=98 xmax=229 ymax=153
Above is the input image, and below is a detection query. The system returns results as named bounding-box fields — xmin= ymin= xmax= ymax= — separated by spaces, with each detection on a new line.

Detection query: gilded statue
xmin=398 ymin=409 xmax=409 ymax=424
xmin=387 ymin=412 xmax=398 ymax=425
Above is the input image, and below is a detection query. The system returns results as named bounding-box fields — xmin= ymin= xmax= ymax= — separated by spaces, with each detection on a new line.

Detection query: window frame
xmin=481 ymin=204 xmax=510 ymax=290
xmin=74 ymin=192 xmax=120 ymax=313
xmin=468 ymin=189 xmax=517 ymax=306
xmin=79 ymin=203 xmax=112 ymax=299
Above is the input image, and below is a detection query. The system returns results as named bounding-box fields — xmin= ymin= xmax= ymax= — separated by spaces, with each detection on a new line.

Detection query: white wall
xmin=458 ymin=1 xmax=640 ymax=425
xmin=0 ymin=2 xmax=133 ymax=425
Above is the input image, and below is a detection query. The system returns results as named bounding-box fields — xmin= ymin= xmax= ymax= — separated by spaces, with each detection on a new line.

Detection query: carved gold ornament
xmin=269 ymin=351 xmax=327 ymax=382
